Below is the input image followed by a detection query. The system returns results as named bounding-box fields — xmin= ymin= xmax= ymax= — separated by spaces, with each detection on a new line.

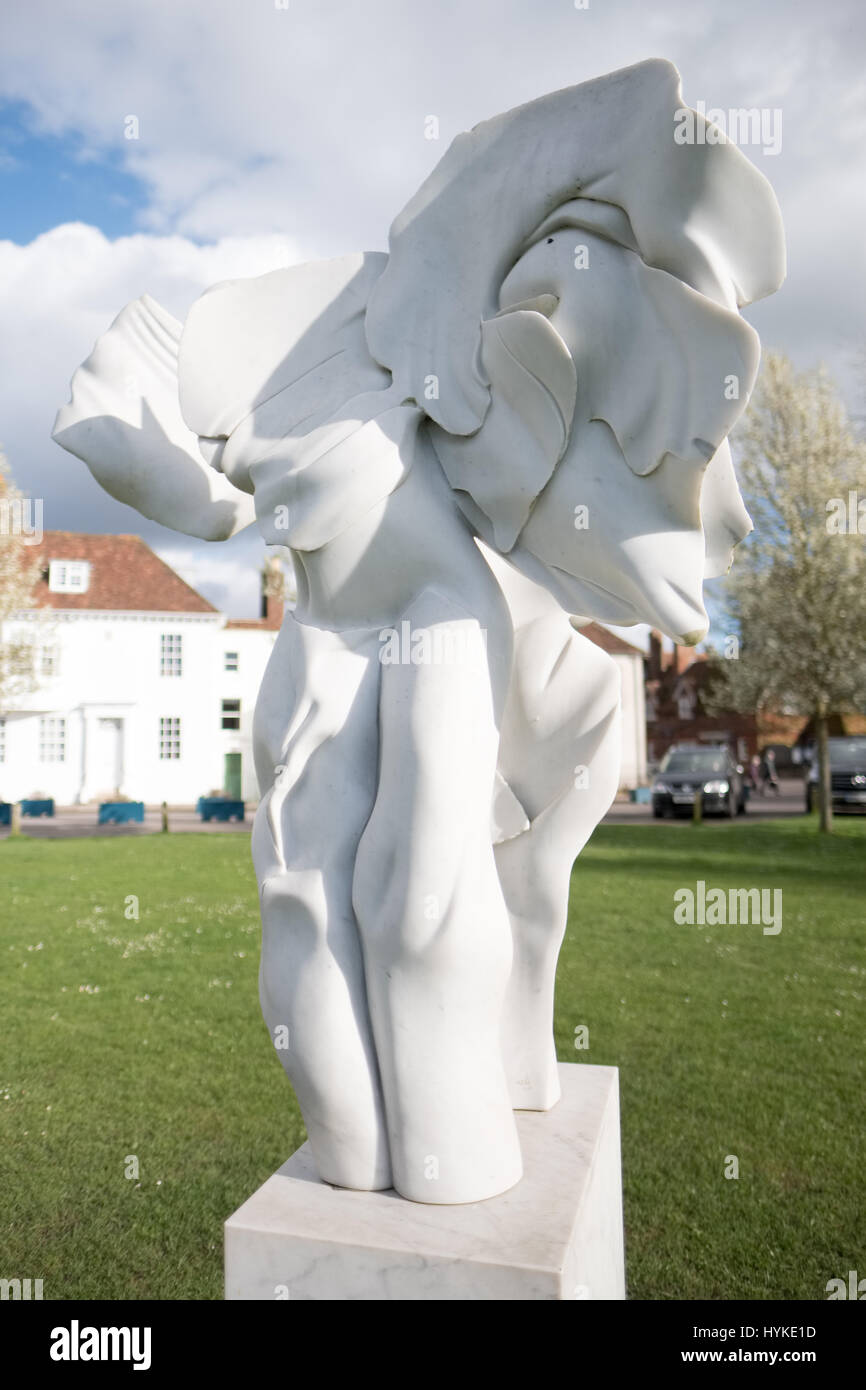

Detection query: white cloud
xmin=2 ymin=0 xmax=864 ymax=252
xmin=2 ymin=1 xmax=863 ymax=397
xmin=2 ymin=0 xmax=865 ymax=609
xmin=153 ymin=536 xmax=266 ymax=619
xmin=0 ymin=222 xmax=299 ymax=615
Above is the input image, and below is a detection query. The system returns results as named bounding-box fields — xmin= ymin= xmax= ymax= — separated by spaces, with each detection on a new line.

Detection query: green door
xmin=224 ymin=753 xmax=242 ymax=800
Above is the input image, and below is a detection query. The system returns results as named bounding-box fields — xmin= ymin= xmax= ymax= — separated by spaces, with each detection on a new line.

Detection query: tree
xmin=710 ymin=354 xmax=866 ymax=831
xmin=262 ymin=547 xmax=296 ymax=606
xmin=0 ymin=450 xmax=40 ymax=714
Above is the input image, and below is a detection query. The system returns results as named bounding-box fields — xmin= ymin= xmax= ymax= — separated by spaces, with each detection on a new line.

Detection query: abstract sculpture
xmin=54 ymin=60 xmax=784 ymax=1204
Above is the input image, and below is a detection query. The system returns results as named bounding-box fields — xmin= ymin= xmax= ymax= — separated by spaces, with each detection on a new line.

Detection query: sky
xmin=1 ymin=0 xmax=864 ymax=622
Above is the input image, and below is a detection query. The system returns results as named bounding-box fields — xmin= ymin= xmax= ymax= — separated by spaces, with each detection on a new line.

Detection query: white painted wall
xmin=612 ymin=652 xmax=647 ymax=789
xmin=1 ymin=608 xmax=644 ymax=802
xmin=0 ymin=610 xmax=277 ymax=806
xmin=215 ymin=626 xmax=279 ymax=801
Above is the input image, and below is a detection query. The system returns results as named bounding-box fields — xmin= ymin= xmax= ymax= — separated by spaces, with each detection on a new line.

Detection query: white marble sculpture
xmin=54 ymin=60 xmax=784 ymax=1205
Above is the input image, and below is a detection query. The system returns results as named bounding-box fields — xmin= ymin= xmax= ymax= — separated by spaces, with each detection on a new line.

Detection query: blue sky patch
xmin=0 ymin=101 xmax=145 ymax=243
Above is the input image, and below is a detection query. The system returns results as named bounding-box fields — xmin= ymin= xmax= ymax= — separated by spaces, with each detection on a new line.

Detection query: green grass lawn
xmin=1 ymin=818 xmax=863 ymax=1300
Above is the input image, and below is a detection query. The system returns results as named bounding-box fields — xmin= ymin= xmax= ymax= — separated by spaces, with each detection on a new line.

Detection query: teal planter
xmin=98 ymin=801 xmax=145 ymax=825
xmin=198 ymin=798 xmax=245 ymax=823
xmin=21 ymin=799 xmax=54 ymax=818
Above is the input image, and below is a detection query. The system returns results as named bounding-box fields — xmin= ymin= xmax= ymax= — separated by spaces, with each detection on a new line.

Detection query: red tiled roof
xmin=575 ymin=620 xmax=646 ymax=658
xmin=25 ymin=532 xmax=216 ymax=614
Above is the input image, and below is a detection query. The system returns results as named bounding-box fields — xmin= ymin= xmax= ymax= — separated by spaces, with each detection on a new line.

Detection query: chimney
xmin=261 ymin=553 xmax=285 ymax=628
xmin=260 ymin=591 xmax=284 ymax=628
xmin=647 ymin=630 xmax=663 ymax=680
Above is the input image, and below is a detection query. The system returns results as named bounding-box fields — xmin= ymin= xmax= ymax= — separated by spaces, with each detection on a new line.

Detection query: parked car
xmin=805 ymin=737 xmax=866 ymax=814
xmin=651 ymin=744 xmax=746 ymax=819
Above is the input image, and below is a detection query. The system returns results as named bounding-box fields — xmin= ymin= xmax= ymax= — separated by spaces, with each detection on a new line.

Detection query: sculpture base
xmin=225 ymin=1062 xmax=625 ymax=1300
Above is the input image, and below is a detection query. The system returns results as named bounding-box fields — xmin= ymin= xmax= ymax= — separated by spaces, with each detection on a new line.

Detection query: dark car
xmin=805 ymin=736 xmax=866 ymax=814
xmin=651 ymin=745 xmax=746 ymax=819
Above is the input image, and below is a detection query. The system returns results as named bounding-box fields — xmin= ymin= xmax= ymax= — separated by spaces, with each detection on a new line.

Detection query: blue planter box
xmin=98 ymin=801 xmax=145 ymax=824
xmin=630 ymin=787 xmax=652 ymax=804
xmin=21 ymin=798 xmax=55 ymax=818
xmin=0 ymin=803 xmax=10 ymax=826
xmin=198 ymin=798 xmax=245 ymax=823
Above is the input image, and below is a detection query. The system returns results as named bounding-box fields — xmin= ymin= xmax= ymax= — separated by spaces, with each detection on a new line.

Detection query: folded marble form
xmin=54 ymin=60 xmax=784 ymax=1206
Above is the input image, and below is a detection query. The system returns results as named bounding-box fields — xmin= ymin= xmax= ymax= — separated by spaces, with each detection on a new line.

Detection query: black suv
xmin=805 ymin=736 xmax=866 ymax=814
xmin=652 ymin=745 xmax=746 ymax=819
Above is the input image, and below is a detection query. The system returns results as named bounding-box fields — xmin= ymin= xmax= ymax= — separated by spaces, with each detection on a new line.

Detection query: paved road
xmin=0 ymin=804 xmax=253 ymax=840
xmin=602 ymin=777 xmax=807 ymax=825
xmin=1 ymin=779 xmax=812 ymax=840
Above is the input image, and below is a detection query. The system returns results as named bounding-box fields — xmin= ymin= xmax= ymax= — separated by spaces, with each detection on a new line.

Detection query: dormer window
xmin=49 ymin=559 xmax=90 ymax=594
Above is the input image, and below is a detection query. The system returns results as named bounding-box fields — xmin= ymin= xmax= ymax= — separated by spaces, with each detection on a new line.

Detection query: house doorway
xmin=224 ymin=752 xmax=242 ymax=800
xmin=92 ymin=717 xmax=123 ymax=795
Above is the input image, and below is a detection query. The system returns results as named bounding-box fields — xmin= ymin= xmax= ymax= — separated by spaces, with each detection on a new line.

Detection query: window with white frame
xmin=159 ymin=717 xmax=181 ymax=760
xmin=224 ymin=651 xmax=239 ymax=672
xmin=48 ymin=560 xmax=90 ymax=593
xmin=160 ymin=633 xmax=183 ymax=677
xmin=40 ymin=644 xmax=58 ymax=678
xmin=0 ymin=717 xmax=5 ymax=763
xmin=39 ymin=716 xmax=66 ymax=762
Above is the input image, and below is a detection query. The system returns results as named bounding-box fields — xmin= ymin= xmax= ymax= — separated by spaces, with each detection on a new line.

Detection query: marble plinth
xmin=225 ymin=1063 xmax=624 ymax=1300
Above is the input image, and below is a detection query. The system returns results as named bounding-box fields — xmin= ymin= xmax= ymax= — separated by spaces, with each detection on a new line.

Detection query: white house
xmin=577 ymin=621 xmax=648 ymax=790
xmin=0 ymin=532 xmax=280 ymax=806
xmin=0 ymin=531 xmax=647 ymax=808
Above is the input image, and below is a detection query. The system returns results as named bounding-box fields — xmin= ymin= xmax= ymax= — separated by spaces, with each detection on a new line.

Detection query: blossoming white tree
xmin=712 ymin=354 xmax=866 ymax=832
xmin=0 ymin=451 xmax=39 ymax=715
